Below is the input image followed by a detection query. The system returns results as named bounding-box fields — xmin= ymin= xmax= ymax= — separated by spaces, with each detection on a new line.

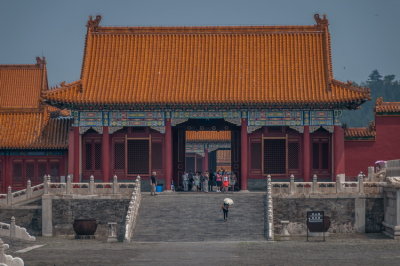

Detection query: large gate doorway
xmin=172 ymin=119 xmax=241 ymax=190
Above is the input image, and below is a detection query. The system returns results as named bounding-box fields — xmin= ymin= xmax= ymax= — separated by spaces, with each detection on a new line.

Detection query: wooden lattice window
xmin=127 ymin=139 xmax=149 ymax=174
xmin=151 ymin=142 xmax=163 ymax=170
xmin=114 ymin=142 xmax=125 ymax=170
xmin=250 ymin=142 xmax=262 ymax=170
xmin=25 ymin=161 xmax=35 ymax=181
xmin=264 ymin=139 xmax=286 ymax=174
xmin=12 ymin=161 xmax=23 ymax=183
xmin=288 ymin=142 xmax=300 ymax=169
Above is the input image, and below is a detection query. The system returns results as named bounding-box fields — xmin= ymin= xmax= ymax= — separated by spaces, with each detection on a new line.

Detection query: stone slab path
xmin=133 ymin=192 xmax=266 ymax=242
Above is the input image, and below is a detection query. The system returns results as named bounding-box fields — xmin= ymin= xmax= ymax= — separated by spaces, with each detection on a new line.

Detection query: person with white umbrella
xmin=221 ymin=198 xmax=234 ymax=221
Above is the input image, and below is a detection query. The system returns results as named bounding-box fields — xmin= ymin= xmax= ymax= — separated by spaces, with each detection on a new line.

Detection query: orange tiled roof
xmin=0 ymin=58 xmax=72 ymax=149
xmin=0 ymin=57 xmax=47 ymax=110
xmin=43 ymin=15 xmax=370 ymax=109
xmin=186 ymin=131 xmax=231 ymax=141
xmin=0 ymin=109 xmax=71 ymax=149
xmin=375 ymin=97 xmax=400 ymax=113
xmin=345 ymin=121 xmax=376 ymax=140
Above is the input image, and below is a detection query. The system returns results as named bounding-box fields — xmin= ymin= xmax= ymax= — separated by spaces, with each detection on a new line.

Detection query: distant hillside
xmin=341 ymin=70 xmax=400 ymax=127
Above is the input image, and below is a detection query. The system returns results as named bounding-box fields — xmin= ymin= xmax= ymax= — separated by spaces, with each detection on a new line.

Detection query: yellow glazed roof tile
xmin=43 ymin=15 xmax=370 ymax=108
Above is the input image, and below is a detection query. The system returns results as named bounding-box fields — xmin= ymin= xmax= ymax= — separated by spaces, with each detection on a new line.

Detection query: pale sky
xmin=0 ymin=0 xmax=399 ymax=86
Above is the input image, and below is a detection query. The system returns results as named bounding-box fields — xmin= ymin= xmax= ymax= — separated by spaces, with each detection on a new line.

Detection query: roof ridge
xmin=331 ymin=79 xmax=370 ymax=95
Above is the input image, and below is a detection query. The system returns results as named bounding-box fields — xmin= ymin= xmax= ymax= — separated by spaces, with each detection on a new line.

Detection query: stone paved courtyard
xmin=3 ymin=233 xmax=400 ymax=266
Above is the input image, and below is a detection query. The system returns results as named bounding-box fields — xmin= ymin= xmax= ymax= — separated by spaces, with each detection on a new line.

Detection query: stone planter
xmin=73 ymin=219 xmax=98 ymax=239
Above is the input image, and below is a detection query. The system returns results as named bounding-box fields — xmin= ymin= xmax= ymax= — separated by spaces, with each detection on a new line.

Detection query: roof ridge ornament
xmin=87 ymin=15 xmax=102 ymax=31
xmin=314 ymin=14 xmax=329 ymax=26
xmin=36 ymin=56 xmax=46 ymax=67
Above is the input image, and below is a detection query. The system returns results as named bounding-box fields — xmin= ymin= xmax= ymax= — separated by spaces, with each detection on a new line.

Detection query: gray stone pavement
xmin=2 ymin=233 xmax=400 ymax=266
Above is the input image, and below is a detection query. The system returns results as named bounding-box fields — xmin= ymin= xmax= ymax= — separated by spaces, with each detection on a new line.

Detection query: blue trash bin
xmin=156 ymin=184 xmax=163 ymax=192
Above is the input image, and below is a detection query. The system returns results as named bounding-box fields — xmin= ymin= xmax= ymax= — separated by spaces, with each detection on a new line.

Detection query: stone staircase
xmin=133 ymin=192 xmax=266 ymax=242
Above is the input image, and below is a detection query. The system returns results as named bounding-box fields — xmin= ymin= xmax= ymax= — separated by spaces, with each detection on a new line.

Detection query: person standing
xmin=208 ymin=172 xmax=215 ymax=192
xmin=221 ymin=202 xmax=229 ymax=221
xmin=202 ymin=171 xmax=209 ymax=192
xmin=150 ymin=171 xmax=157 ymax=196
xmin=222 ymin=173 xmax=229 ymax=193
xmin=182 ymin=172 xmax=189 ymax=192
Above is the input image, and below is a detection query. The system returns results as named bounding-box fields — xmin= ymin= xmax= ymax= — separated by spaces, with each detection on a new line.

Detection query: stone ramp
xmin=133 ymin=192 xmax=266 ymax=242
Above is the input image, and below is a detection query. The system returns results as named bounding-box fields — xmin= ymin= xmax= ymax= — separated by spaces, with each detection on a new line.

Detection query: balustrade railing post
xmin=113 ymin=175 xmax=118 ymax=194
xmin=266 ymin=175 xmax=274 ymax=240
xmin=66 ymin=175 xmax=72 ymax=195
xmin=7 ymin=186 xmax=12 ymax=206
xmin=10 ymin=216 xmax=16 ymax=239
xmin=27 ymin=180 xmax=32 ymax=199
xmin=336 ymin=175 xmax=342 ymax=193
xmin=290 ymin=174 xmax=295 ymax=195
xmin=89 ymin=175 xmax=95 ymax=194
xmin=312 ymin=174 xmax=318 ymax=194
xmin=43 ymin=175 xmax=49 ymax=194
xmin=358 ymin=172 xmax=365 ymax=195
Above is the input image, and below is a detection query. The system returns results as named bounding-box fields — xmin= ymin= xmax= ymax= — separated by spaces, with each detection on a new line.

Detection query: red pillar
xmin=303 ymin=126 xmax=311 ymax=182
xmin=203 ymin=148 xmax=209 ymax=172
xmin=240 ymin=118 xmax=248 ymax=190
xmin=67 ymin=128 xmax=74 ymax=175
xmin=102 ymin=126 xmax=110 ymax=182
xmin=164 ymin=119 xmax=172 ymax=190
xmin=73 ymin=127 xmax=80 ymax=182
xmin=334 ymin=125 xmax=345 ymax=180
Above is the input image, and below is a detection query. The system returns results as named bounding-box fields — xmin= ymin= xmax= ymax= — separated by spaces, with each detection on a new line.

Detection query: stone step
xmin=133 ymin=192 xmax=266 ymax=242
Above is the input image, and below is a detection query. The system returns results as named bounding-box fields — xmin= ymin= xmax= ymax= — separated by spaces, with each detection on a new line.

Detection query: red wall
xmin=345 ymin=115 xmax=400 ymax=178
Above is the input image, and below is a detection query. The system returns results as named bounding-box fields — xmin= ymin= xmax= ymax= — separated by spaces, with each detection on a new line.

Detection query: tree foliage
xmin=341 ymin=70 xmax=400 ymax=127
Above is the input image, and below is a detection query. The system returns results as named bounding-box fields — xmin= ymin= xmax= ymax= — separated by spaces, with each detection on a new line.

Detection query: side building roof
xmin=0 ymin=58 xmax=71 ymax=149
xmin=43 ymin=14 xmax=370 ymax=110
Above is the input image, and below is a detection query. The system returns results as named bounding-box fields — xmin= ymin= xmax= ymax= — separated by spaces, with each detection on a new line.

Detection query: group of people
xmin=181 ymin=170 xmax=236 ymax=192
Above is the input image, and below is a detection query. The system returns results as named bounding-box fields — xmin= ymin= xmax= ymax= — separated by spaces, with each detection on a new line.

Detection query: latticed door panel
xmin=127 ymin=139 xmax=149 ymax=175
xmin=85 ymin=142 xmax=93 ymax=170
xmin=151 ymin=142 xmax=163 ymax=170
xmin=250 ymin=142 xmax=262 ymax=170
xmin=288 ymin=142 xmax=300 ymax=170
xmin=114 ymin=142 xmax=125 ymax=170
xmin=49 ymin=161 xmax=60 ymax=182
xmin=312 ymin=137 xmax=331 ymax=177
xmin=12 ymin=161 xmax=23 ymax=186
xmin=94 ymin=143 xmax=102 ymax=170
xmin=38 ymin=161 xmax=47 ymax=183
xmin=263 ymin=139 xmax=286 ymax=175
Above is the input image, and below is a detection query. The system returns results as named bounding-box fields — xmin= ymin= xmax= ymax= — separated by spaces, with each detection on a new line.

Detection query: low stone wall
xmin=0 ymin=201 xmax=42 ymax=236
xmin=272 ymin=196 xmax=383 ymax=235
xmin=52 ymin=198 xmax=130 ymax=241
xmin=248 ymin=179 xmax=266 ymax=191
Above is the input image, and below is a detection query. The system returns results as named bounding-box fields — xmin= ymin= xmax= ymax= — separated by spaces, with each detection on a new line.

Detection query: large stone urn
xmin=73 ymin=219 xmax=98 ymax=239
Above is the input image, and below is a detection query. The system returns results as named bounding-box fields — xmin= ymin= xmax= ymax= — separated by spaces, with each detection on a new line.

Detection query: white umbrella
xmin=224 ymin=198 xmax=234 ymax=205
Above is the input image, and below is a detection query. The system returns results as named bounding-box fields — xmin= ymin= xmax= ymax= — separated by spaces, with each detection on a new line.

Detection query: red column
xmin=203 ymin=148 xmax=209 ymax=172
xmin=67 ymin=128 xmax=74 ymax=175
xmin=102 ymin=126 xmax=110 ymax=182
xmin=334 ymin=125 xmax=345 ymax=180
xmin=240 ymin=118 xmax=248 ymax=190
xmin=164 ymin=119 xmax=172 ymax=190
xmin=73 ymin=127 xmax=80 ymax=182
xmin=303 ymin=126 xmax=311 ymax=182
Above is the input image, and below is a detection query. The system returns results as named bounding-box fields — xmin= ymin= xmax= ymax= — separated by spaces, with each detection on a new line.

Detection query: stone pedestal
xmin=107 ymin=222 xmax=118 ymax=243
xmin=382 ymin=186 xmax=400 ymax=239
